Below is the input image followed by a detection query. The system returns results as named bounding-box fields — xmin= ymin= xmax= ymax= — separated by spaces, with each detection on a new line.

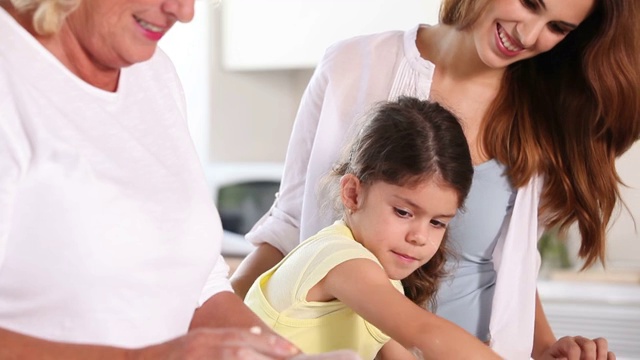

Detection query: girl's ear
xmin=340 ymin=174 xmax=361 ymax=212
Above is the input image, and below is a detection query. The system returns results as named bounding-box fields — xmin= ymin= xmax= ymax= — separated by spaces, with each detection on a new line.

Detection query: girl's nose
xmin=407 ymin=230 xmax=428 ymax=247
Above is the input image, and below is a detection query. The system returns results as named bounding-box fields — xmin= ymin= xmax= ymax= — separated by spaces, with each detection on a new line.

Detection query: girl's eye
xmin=394 ymin=208 xmax=411 ymax=218
xmin=430 ymin=219 xmax=447 ymax=229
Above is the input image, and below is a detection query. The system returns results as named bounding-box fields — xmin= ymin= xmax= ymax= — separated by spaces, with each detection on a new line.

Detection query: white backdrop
xmin=160 ymin=1 xmax=213 ymax=165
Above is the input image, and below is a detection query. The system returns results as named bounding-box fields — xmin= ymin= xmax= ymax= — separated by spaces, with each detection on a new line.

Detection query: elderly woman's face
xmin=65 ymin=0 xmax=195 ymax=69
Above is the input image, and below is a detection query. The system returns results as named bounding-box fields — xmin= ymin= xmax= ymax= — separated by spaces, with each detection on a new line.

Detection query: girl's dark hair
xmin=330 ymin=96 xmax=474 ymax=307
xmin=441 ymin=0 xmax=640 ymax=268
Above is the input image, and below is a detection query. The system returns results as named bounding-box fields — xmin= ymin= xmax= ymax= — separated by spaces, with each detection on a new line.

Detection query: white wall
xmin=609 ymin=143 xmax=640 ymax=268
xmin=160 ymin=1 xmax=213 ymax=164
xmin=221 ymin=0 xmax=440 ymax=70
xmin=162 ymin=1 xmax=441 ymax=163
xmin=161 ymin=4 xmax=312 ymax=164
xmin=208 ymin=41 xmax=312 ymax=162
xmin=566 ymin=142 xmax=640 ymax=271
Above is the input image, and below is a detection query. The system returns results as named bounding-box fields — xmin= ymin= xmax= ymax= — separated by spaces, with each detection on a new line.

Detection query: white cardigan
xmin=247 ymin=25 xmax=543 ymax=358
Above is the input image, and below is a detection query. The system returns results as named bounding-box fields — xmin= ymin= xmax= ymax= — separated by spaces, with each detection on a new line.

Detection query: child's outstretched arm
xmin=319 ymin=258 xmax=502 ymax=360
xmin=376 ymin=338 xmax=419 ymax=360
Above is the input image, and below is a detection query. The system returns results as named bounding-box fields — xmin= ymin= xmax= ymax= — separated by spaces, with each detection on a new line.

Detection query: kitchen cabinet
xmin=221 ymin=0 xmax=442 ymax=70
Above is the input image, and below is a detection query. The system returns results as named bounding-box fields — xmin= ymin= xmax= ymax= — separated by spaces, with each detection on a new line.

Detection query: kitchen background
xmin=160 ymin=1 xmax=640 ymax=357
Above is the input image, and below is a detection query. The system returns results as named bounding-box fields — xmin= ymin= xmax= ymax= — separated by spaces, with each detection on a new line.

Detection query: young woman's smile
xmin=495 ymin=23 xmax=524 ymax=56
xmin=472 ymin=0 xmax=595 ymax=68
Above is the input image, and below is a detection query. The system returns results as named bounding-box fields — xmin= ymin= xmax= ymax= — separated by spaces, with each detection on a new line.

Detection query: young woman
xmin=233 ymin=0 xmax=639 ymax=358
xmin=245 ymin=97 xmax=500 ymax=359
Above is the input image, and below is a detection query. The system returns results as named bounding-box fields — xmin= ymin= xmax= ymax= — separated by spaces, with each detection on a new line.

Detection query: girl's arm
xmin=320 ymin=258 xmax=502 ymax=359
xmin=376 ymin=339 xmax=419 ymax=360
xmin=231 ymin=243 xmax=285 ymax=299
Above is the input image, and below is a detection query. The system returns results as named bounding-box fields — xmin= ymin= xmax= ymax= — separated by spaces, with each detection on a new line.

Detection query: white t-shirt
xmin=0 ymin=8 xmax=231 ymax=348
xmin=246 ymin=25 xmax=544 ymax=358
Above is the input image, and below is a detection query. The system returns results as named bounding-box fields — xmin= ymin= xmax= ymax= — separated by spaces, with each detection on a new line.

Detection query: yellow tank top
xmin=244 ymin=221 xmax=404 ymax=359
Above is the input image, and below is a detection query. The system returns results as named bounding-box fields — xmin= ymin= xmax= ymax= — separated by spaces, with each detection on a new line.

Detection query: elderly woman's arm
xmin=0 ymin=324 xmax=299 ymax=359
xmin=0 ymin=293 xmax=299 ymax=360
xmin=0 ymin=328 xmax=131 ymax=359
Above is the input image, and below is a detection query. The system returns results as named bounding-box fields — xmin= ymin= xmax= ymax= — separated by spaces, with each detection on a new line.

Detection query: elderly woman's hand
xmin=135 ymin=327 xmax=300 ymax=359
xmin=131 ymin=328 xmax=361 ymax=360
xmin=134 ymin=327 xmax=363 ymax=360
xmin=290 ymin=350 xmax=363 ymax=360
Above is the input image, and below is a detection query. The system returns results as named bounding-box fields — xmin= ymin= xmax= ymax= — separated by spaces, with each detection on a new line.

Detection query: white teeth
xmin=498 ymin=26 xmax=521 ymax=52
xmin=136 ymin=18 xmax=163 ymax=32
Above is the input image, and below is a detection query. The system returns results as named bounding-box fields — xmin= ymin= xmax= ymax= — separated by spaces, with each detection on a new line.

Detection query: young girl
xmin=244 ymin=97 xmax=500 ymax=359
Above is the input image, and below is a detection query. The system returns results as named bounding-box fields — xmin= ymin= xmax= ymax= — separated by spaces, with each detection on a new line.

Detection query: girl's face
xmin=344 ymin=176 xmax=460 ymax=281
xmin=64 ymin=0 xmax=195 ymax=69
xmin=471 ymin=0 xmax=595 ymax=69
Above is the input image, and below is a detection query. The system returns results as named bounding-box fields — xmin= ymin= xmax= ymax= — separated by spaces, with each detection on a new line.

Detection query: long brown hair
xmin=328 ymin=97 xmax=474 ymax=307
xmin=441 ymin=0 xmax=640 ymax=268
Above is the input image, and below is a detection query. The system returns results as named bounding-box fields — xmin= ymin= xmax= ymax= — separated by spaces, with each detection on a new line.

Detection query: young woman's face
xmin=65 ymin=0 xmax=195 ymax=69
xmin=471 ymin=0 xmax=595 ymax=69
xmin=347 ymin=178 xmax=460 ymax=281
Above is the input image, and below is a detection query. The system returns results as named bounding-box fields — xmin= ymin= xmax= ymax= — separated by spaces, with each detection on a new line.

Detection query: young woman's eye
xmin=394 ymin=208 xmax=411 ymax=218
xmin=520 ymin=0 xmax=539 ymax=10
xmin=548 ymin=22 xmax=570 ymax=35
xmin=430 ymin=219 xmax=447 ymax=229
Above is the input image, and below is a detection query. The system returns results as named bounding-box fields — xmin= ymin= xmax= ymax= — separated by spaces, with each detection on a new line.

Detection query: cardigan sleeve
xmin=244 ymin=46 xmax=332 ymax=254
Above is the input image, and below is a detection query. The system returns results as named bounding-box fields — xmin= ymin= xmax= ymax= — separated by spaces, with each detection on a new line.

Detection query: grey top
xmin=434 ymin=159 xmax=516 ymax=342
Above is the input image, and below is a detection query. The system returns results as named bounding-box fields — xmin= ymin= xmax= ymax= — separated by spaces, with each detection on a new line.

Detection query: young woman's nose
xmin=163 ymin=0 xmax=196 ymax=23
xmin=514 ymin=20 xmax=546 ymax=48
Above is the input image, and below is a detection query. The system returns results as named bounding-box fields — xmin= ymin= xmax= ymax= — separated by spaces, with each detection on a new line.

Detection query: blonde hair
xmin=10 ymin=0 xmax=80 ymax=35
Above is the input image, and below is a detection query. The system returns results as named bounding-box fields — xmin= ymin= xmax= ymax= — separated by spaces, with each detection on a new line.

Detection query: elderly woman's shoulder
xmin=0 ymin=62 xmax=14 ymax=98
xmin=141 ymin=47 xmax=174 ymax=69
xmin=128 ymin=47 xmax=181 ymax=86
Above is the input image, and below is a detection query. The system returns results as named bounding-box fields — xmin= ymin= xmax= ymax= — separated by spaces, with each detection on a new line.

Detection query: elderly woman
xmin=0 ymin=0 xmax=360 ymax=359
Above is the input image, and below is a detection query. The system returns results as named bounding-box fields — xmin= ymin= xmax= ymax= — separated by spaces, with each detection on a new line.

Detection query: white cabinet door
xmin=221 ymin=0 xmax=442 ymax=70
